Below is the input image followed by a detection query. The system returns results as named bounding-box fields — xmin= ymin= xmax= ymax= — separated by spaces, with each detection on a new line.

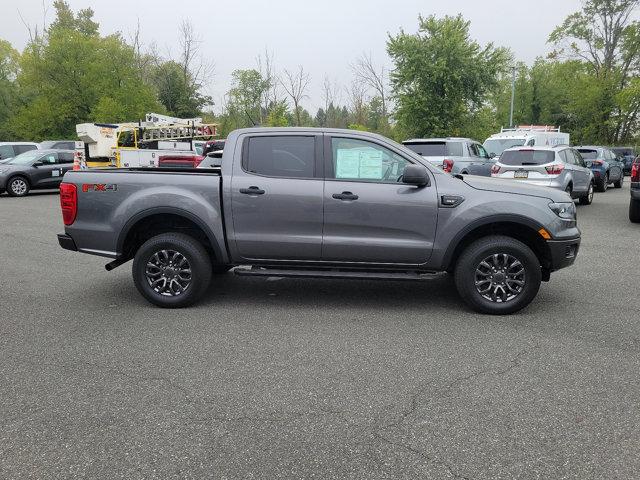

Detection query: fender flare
xmin=116 ymin=206 xmax=226 ymax=262
xmin=441 ymin=213 xmax=547 ymax=269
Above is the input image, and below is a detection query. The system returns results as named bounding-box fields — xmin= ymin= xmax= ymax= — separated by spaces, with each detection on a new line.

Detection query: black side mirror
xmin=490 ymin=152 xmax=496 ymax=158
xmin=402 ymin=164 xmax=429 ymax=186
xmin=32 ymin=161 xmax=43 ymax=167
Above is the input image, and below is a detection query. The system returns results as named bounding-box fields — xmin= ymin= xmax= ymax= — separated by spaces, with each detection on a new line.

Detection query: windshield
xmin=500 ymin=149 xmax=555 ymax=166
xmin=483 ymin=138 xmax=526 ymax=157
xmin=7 ymin=150 xmax=43 ymax=165
xmin=577 ymin=149 xmax=599 ymax=160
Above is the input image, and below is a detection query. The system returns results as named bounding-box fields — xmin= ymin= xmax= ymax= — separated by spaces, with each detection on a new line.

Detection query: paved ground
xmin=0 ymin=184 xmax=638 ymax=479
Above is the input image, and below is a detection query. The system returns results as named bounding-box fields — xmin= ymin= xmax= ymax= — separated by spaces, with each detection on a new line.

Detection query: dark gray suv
xmin=0 ymin=149 xmax=74 ymax=197
xmin=403 ymin=137 xmax=494 ymax=176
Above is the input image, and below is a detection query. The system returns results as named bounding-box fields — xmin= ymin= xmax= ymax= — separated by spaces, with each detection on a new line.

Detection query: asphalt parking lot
xmin=0 ymin=184 xmax=639 ymax=479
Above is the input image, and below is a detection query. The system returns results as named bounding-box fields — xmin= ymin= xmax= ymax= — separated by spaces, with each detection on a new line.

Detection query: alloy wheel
xmin=145 ymin=249 xmax=192 ymax=296
xmin=474 ymin=253 xmax=526 ymax=303
xmin=10 ymin=178 xmax=27 ymax=196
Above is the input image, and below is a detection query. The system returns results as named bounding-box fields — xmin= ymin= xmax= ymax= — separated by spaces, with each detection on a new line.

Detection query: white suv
xmin=491 ymin=145 xmax=595 ymax=205
xmin=0 ymin=142 xmax=40 ymax=164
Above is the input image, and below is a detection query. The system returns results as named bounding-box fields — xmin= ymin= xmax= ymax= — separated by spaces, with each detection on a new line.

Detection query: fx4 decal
xmin=82 ymin=183 xmax=118 ymax=192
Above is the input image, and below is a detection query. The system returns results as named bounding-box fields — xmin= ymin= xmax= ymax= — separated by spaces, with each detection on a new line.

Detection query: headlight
xmin=549 ymin=202 xmax=576 ymax=221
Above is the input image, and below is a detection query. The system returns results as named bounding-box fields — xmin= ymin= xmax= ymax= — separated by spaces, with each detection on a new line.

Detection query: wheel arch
xmin=117 ymin=207 xmax=226 ymax=263
xmin=443 ymin=216 xmax=552 ymax=274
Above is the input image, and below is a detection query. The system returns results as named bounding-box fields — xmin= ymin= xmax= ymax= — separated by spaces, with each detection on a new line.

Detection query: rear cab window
xmin=244 ymin=136 xmax=316 ymax=178
xmin=500 ymin=150 xmax=555 ymax=166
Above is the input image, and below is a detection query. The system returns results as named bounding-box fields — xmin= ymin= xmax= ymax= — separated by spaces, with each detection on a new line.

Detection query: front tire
xmin=7 ymin=176 xmax=30 ymax=197
xmin=132 ymin=233 xmax=212 ymax=308
xmin=454 ymin=235 xmax=542 ymax=315
xmin=630 ymin=199 xmax=640 ymax=223
xmin=579 ymin=182 xmax=594 ymax=205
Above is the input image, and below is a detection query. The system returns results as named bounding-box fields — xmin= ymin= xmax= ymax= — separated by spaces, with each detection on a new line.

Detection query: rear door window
xmin=58 ymin=152 xmax=74 ymax=164
xmin=55 ymin=142 xmax=75 ymax=150
xmin=403 ymin=142 xmax=445 ymax=156
xmin=500 ymin=150 xmax=555 ymax=166
xmin=244 ymin=136 xmax=315 ymax=178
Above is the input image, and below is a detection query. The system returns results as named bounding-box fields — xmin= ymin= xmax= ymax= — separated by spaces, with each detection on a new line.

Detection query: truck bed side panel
xmin=62 ymin=170 xmax=227 ymax=262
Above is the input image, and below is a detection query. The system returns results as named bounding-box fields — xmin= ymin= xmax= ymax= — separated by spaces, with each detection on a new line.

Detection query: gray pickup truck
xmin=57 ymin=128 xmax=581 ymax=314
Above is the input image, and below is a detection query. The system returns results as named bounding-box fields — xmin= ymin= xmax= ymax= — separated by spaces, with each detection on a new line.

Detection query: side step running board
xmin=233 ymin=266 xmax=439 ymax=281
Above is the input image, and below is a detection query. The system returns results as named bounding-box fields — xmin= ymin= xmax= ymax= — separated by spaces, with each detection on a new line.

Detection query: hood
xmin=462 ymin=175 xmax=569 ymax=202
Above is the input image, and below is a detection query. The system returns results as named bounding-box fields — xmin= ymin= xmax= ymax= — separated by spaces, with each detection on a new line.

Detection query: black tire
xmin=454 ymin=235 xmax=542 ymax=315
xmin=630 ymin=199 xmax=640 ymax=223
xmin=614 ymin=174 xmax=623 ymax=188
xmin=212 ymin=264 xmax=232 ymax=274
xmin=579 ymin=182 xmax=594 ymax=205
xmin=596 ymin=173 xmax=608 ymax=192
xmin=132 ymin=232 xmax=212 ymax=308
xmin=6 ymin=176 xmax=30 ymax=197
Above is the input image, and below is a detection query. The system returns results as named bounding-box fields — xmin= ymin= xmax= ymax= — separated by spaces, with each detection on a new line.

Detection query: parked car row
xmin=0 ymin=140 xmax=76 ymax=164
xmin=0 ymin=149 xmax=75 ymax=196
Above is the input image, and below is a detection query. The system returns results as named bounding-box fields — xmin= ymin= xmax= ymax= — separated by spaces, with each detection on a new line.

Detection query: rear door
xmin=229 ymin=133 xmax=324 ymax=261
xmin=322 ymin=135 xmax=438 ymax=265
xmin=56 ymin=152 xmax=75 ymax=183
xmin=568 ymin=149 xmax=589 ymax=192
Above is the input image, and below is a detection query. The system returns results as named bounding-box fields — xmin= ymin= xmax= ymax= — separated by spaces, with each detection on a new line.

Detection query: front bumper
xmin=547 ymin=237 xmax=580 ymax=271
xmin=57 ymin=233 xmax=78 ymax=252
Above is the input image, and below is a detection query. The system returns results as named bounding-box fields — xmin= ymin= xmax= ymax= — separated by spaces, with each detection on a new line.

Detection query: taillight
xmin=545 ymin=164 xmax=565 ymax=175
xmin=632 ymin=160 xmax=640 ymax=182
xmin=491 ymin=164 xmax=501 ymax=176
xmin=592 ymin=160 xmax=604 ymax=166
xmin=442 ymin=159 xmax=454 ymax=173
xmin=60 ymin=183 xmax=77 ymax=226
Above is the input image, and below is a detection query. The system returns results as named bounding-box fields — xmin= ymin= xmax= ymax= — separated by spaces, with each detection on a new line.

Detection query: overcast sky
xmin=2 ymin=0 xmax=582 ymax=114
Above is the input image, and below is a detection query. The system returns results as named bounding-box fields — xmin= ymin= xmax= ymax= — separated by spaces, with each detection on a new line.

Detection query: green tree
xmin=387 ymin=14 xmax=511 ymax=139
xmin=0 ymin=40 xmax=20 ymax=138
xmin=9 ymin=1 xmax=161 ymax=139
xmin=226 ymin=69 xmax=269 ymax=128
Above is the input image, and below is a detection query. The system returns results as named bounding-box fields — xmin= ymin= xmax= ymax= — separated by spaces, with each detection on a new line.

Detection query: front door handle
xmin=332 ymin=191 xmax=359 ymax=201
xmin=239 ymin=186 xmax=265 ymax=195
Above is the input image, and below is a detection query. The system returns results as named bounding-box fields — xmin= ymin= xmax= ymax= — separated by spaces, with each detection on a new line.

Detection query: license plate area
xmin=514 ymin=170 xmax=529 ymax=179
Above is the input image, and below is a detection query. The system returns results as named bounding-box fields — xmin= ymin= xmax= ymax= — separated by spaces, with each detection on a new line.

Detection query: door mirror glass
xmin=402 ymin=164 xmax=429 ymax=186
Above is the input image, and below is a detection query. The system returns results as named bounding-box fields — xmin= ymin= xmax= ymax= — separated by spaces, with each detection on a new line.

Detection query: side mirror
xmin=32 ymin=161 xmax=43 ymax=167
xmin=490 ymin=152 xmax=496 ymax=158
xmin=402 ymin=164 xmax=429 ymax=186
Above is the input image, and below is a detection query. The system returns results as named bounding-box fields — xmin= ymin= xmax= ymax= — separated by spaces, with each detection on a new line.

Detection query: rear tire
xmin=454 ymin=235 xmax=542 ymax=315
xmin=596 ymin=173 xmax=608 ymax=192
xmin=614 ymin=174 xmax=623 ymax=188
xmin=579 ymin=182 xmax=594 ymax=205
xmin=630 ymin=199 xmax=640 ymax=223
xmin=132 ymin=232 xmax=212 ymax=308
xmin=6 ymin=176 xmax=30 ymax=197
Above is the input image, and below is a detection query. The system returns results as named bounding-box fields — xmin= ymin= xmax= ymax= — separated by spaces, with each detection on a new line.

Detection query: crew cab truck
xmin=57 ymin=128 xmax=581 ymax=315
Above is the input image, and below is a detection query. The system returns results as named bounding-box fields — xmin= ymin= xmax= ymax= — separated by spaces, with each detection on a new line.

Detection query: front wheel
xmin=7 ymin=176 xmax=30 ymax=197
xmin=454 ymin=235 xmax=542 ymax=315
xmin=579 ymin=182 xmax=594 ymax=205
xmin=132 ymin=233 xmax=212 ymax=308
xmin=630 ymin=198 xmax=640 ymax=223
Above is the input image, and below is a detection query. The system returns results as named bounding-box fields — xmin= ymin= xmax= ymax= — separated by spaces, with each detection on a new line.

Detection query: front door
xmin=230 ymin=133 xmax=324 ymax=262
xmin=322 ymin=135 xmax=438 ymax=265
xmin=31 ymin=152 xmax=60 ymax=187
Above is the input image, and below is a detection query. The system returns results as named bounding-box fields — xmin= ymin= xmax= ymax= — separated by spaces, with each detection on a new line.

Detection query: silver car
xmin=402 ymin=137 xmax=494 ymax=176
xmin=491 ymin=145 xmax=595 ymax=205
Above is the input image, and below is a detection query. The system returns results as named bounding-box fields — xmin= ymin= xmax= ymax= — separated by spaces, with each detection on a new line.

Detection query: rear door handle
xmin=239 ymin=186 xmax=265 ymax=195
xmin=332 ymin=191 xmax=359 ymax=201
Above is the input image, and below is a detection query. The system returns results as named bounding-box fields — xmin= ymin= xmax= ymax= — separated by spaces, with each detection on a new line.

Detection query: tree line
xmin=0 ymin=0 xmax=638 ymax=147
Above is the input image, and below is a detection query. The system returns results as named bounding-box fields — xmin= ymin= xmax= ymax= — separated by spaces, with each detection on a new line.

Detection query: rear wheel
xmin=630 ymin=199 xmax=640 ymax=223
xmin=132 ymin=232 xmax=212 ymax=308
xmin=7 ymin=176 xmax=30 ymax=197
xmin=579 ymin=182 xmax=594 ymax=205
xmin=454 ymin=235 xmax=542 ymax=315
xmin=596 ymin=173 xmax=608 ymax=192
xmin=614 ymin=174 xmax=624 ymax=188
